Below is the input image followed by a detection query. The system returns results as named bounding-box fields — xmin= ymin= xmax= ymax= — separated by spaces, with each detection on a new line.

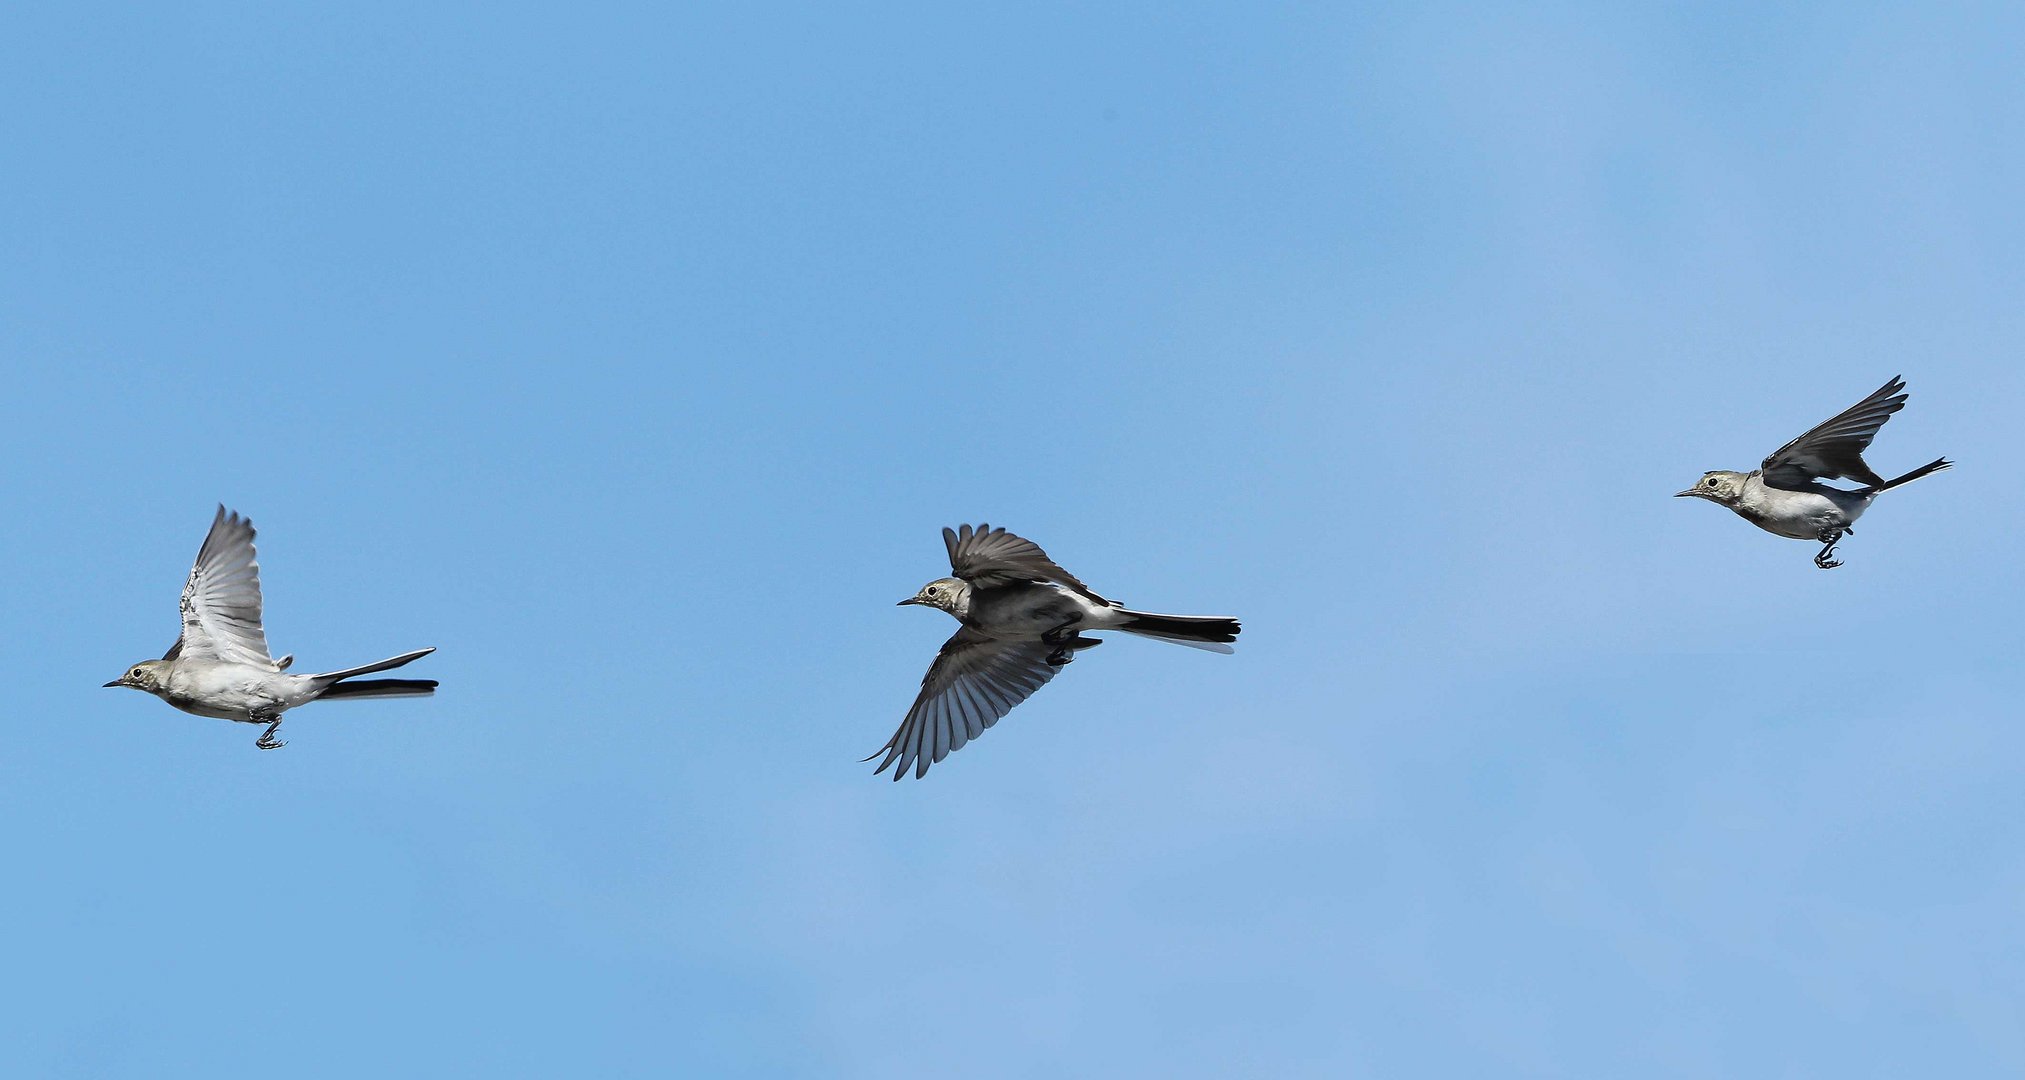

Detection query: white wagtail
xmin=104 ymin=506 xmax=437 ymax=749
xmin=1676 ymin=376 xmax=1951 ymax=568
xmin=870 ymin=524 xmax=1240 ymax=780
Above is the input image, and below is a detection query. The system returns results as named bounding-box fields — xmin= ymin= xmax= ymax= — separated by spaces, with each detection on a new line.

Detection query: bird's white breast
xmin=1739 ymin=481 xmax=1868 ymax=539
xmin=163 ymin=663 xmax=313 ymax=719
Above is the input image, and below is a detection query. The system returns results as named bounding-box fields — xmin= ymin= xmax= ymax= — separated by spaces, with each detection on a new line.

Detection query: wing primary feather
xmin=869 ymin=634 xmax=1069 ymax=780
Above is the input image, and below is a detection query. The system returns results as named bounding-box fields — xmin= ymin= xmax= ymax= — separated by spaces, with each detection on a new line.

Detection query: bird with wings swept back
xmin=872 ymin=524 xmax=1240 ymax=780
xmin=1676 ymin=376 xmax=1952 ymax=568
xmin=104 ymin=506 xmax=437 ymax=749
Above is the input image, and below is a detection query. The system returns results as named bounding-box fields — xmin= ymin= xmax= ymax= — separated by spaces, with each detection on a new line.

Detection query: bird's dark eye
xmin=131 ymin=668 xmax=142 ymax=678
xmin=1705 ymin=478 xmax=1718 ymax=487
xmin=926 ymin=586 xmax=939 ymax=596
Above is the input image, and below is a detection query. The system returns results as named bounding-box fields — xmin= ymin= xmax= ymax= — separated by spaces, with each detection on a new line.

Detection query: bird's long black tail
xmin=1872 ymin=456 xmax=1953 ymax=492
xmin=1117 ymin=610 xmax=1241 ymax=653
xmin=316 ymin=678 xmax=438 ymax=701
xmin=310 ymin=646 xmax=437 ymax=701
xmin=310 ymin=647 xmax=435 ymax=683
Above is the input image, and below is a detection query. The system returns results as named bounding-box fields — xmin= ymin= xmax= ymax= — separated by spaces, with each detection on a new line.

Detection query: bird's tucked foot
xmin=254 ymin=716 xmax=287 ymax=750
xmin=1041 ymin=622 xmax=1082 ymax=646
xmin=1045 ymin=634 xmax=1102 ymax=666
xmin=1813 ymin=530 xmax=1845 ymax=570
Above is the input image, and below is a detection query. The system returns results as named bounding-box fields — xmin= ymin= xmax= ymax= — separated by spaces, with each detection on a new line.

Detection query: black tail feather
xmin=1118 ymin=610 xmax=1241 ymax=644
xmin=316 ymin=678 xmax=438 ymax=701
xmin=1873 ymin=456 xmax=1953 ymax=492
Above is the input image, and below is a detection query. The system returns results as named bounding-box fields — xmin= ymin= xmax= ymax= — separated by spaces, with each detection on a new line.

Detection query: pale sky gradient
xmin=3 ymin=3 xmax=2022 ymax=1077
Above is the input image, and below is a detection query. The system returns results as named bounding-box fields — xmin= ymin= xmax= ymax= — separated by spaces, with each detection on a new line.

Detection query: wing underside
xmin=171 ymin=505 xmax=276 ymax=669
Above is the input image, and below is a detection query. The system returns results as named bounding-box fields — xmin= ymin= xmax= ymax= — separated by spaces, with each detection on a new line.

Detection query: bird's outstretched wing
xmin=944 ymin=523 xmax=1108 ymax=602
xmin=167 ymin=506 xmax=276 ymax=669
xmin=868 ymin=628 xmax=1063 ymax=780
xmin=1760 ymin=376 xmax=1909 ymax=488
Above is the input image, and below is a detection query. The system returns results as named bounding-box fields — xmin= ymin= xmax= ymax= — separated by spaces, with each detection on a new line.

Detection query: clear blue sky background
xmin=3 ymin=3 xmax=2021 ymax=1076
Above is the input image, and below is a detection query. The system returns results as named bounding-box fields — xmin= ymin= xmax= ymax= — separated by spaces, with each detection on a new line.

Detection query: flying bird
xmin=1676 ymin=376 xmax=1951 ymax=568
xmin=871 ymin=524 xmax=1240 ymax=780
xmin=104 ymin=506 xmax=437 ymax=749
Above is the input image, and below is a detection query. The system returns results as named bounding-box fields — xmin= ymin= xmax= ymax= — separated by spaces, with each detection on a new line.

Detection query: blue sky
xmin=3 ymin=3 xmax=2022 ymax=1076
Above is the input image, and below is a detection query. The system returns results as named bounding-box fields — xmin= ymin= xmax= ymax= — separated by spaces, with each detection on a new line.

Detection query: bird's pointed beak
xmin=102 ymin=679 xmax=122 ymax=688
xmin=897 ymin=596 xmax=924 ymax=606
xmin=1674 ymin=489 xmax=1699 ymax=498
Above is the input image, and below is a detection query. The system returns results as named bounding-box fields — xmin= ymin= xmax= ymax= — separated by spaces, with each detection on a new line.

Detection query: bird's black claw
xmin=1813 ymin=530 xmax=1845 ymax=569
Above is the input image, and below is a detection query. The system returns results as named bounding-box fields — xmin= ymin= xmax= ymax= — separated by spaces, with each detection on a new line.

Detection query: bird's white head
xmin=1676 ymin=470 xmax=1747 ymax=506
xmin=103 ymin=659 xmax=170 ymax=694
xmin=897 ymin=577 xmax=971 ymax=618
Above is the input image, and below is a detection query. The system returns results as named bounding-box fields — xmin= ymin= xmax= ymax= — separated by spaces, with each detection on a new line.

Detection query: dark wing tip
xmin=865 ymin=742 xmax=913 ymax=780
xmin=195 ymin=505 xmax=257 ymax=566
xmin=217 ymin=506 xmax=254 ymax=538
xmin=1871 ymin=376 xmax=1910 ymax=407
